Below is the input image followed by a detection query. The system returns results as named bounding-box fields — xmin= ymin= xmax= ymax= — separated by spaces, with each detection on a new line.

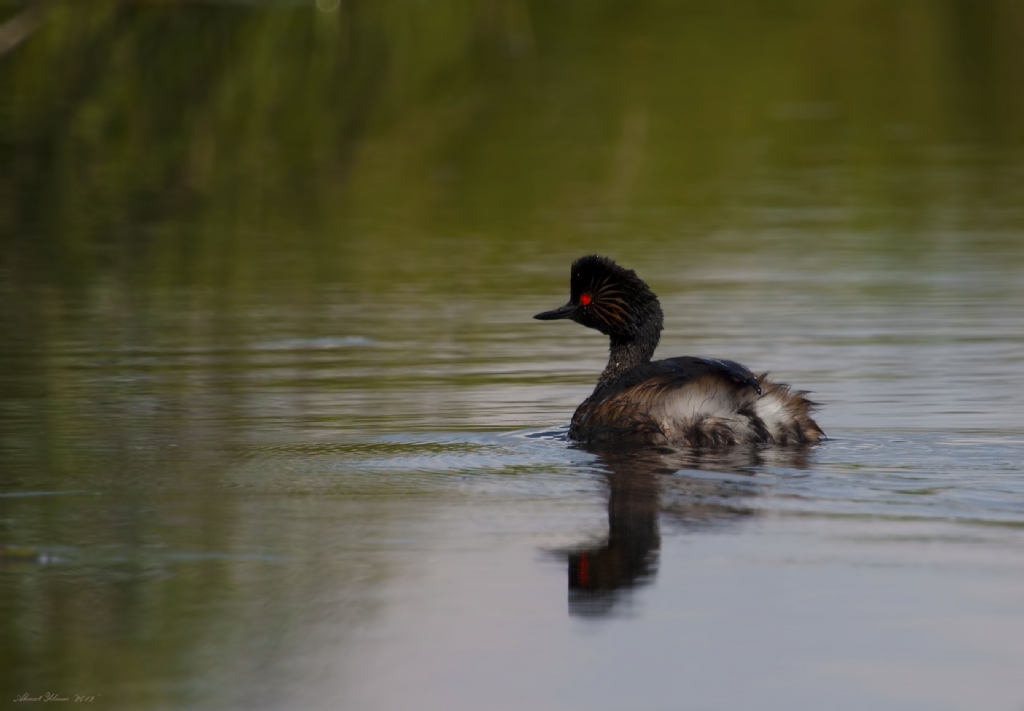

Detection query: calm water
xmin=3 ymin=2 xmax=1024 ymax=710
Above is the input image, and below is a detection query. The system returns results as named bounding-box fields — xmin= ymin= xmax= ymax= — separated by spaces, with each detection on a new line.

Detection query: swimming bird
xmin=534 ymin=255 xmax=824 ymax=447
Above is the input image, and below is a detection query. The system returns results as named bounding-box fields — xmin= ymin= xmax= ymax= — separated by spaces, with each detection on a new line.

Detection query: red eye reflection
xmin=580 ymin=293 xmax=592 ymax=306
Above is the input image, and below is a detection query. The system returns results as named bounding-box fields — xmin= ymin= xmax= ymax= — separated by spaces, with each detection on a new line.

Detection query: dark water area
xmin=3 ymin=1 xmax=1024 ymax=709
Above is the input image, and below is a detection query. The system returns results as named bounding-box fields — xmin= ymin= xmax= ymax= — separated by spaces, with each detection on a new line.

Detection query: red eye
xmin=580 ymin=293 xmax=591 ymax=306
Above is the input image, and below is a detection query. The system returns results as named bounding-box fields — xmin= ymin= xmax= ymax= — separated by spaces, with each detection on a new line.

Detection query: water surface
xmin=2 ymin=2 xmax=1024 ymax=709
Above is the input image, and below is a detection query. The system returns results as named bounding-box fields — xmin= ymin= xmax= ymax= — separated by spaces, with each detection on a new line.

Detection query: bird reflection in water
xmin=567 ymin=445 xmax=814 ymax=617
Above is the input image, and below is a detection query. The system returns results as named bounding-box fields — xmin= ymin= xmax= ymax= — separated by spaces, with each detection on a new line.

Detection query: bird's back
xmin=569 ymin=356 xmax=823 ymax=447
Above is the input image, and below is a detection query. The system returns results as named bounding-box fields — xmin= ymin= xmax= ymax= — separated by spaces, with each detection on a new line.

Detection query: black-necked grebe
xmin=534 ymin=255 xmax=824 ymax=447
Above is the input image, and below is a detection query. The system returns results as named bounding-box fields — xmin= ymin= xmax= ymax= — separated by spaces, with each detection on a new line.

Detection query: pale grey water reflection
xmin=4 ymin=251 xmax=1024 ymax=710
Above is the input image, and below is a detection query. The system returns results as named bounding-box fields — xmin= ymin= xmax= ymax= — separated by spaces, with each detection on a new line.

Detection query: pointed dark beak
xmin=533 ymin=302 xmax=576 ymax=320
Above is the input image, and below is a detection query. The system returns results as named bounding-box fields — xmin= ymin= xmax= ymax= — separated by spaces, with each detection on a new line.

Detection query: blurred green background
xmin=3 ymin=0 xmax=1023 ymax=297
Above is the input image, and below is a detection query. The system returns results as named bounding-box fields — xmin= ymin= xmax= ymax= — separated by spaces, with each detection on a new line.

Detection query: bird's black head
xmin=534 ymin=255 xmax=664 ymax=344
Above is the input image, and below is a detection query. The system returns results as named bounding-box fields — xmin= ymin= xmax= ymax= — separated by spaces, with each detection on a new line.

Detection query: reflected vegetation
xmin=3 ymin=0 xmax=1024 ymax=298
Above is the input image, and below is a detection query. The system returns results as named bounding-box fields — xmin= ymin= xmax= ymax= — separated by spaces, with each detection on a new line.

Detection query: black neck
xmin=595 ymin=323 xmax=661 ymax=390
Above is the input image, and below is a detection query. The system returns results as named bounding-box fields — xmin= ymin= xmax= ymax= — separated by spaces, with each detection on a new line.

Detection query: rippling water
xmin=4 ymin=250 xmax=1024 ymax=709
xmin=4 ymin=1 xmax=1024 ymax=708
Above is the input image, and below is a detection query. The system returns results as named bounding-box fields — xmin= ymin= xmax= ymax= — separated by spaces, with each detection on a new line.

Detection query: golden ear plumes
xmin=585 ymin=273 xmax=630 ymax=329
xmin=569 ymin=255 xmax=657 ymax=337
